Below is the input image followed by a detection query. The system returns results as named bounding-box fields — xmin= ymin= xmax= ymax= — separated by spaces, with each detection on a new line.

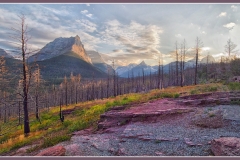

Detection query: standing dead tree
xmin=180 ymin=39 xmax=186 ymax=87
xmin=175 ymin=41 xmax=179 ymax=86
xmin=194 ymin=37 xmax=203 ymax=85
xmin=225 ymin=38 xmax=238 ymax=57
xmin=10 ymin=14 xmax=32 ymax=134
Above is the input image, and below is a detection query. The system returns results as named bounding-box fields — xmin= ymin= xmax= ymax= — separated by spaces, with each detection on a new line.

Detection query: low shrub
xmin=42 ymin=134 xmax=70 ymax=148
xmin=228 ymin=82 xmax=240 ymax=91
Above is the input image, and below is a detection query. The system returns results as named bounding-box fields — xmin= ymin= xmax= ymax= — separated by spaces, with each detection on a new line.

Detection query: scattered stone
xmin=117 ymin=148 xmax=126 ymax=155
xmin=211 ymin=137 xmax=240 ymax=156
xmin=155 ymin=151 xmax=163 ymax=156
xmin=65 ymin=144 xmax=81 ymax=156
xmin=108 ymin=148 xmax=115 ymax=153
xmin=156 ymin=138 xmax=179 ymax=141
xmin=36 ymin=145 xmax=66 ymax=156
xmin=184 ymin=138 xmax=196 ymax=146
xmin=14 ymin=145 xmax=37 ymax=156
xmin=138 ymin=137 xmax=151 ymax=141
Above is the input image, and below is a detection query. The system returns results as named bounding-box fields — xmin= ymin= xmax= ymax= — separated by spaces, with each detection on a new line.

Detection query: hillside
xmin=1 ymin=83 xmax=240 ymax=156
xmin=0 ymin=57 xmax=22 ymax=92
xmin=35 ymin=51 xmax=107 ymax=83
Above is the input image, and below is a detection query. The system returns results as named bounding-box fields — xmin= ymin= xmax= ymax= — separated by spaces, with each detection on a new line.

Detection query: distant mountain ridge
xmin=0 ymin=48 xmax=13 ymax=58
xmin=117 ymin=61 xmax=157 ymax=77
xmin=116 ymin=55 xmax=216 ymax=77
xmin=28 ymin=35 xmax=91 ymax=63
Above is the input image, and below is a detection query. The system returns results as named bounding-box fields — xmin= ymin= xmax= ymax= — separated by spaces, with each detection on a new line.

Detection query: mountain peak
xmin=28 ymin=36 xmax=91 ymax=63
xmin=73 ymin=35 xmax=83 ymax=46
xmin=200 ymin=55 xmax=215 ymax=64
xmin=138 ymin=60 xmax=147 ymax=66
xmin=0 ymin=48 xmax=13 ymax=58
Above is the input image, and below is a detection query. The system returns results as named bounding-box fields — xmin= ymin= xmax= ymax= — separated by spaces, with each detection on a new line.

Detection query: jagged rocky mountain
xmin=28 ymin=35 xmax=92 ymax=63
xmin=116 ymin=63 xmax=137 ymax=76
xmin=200 ymin=55 xmax=215 ymax=64
xmin=26 ymin=36 xmax=107 ymax=82
xmin=117 ymin=61 xmax=158 ymax=78
xmin=86 ymin=50 xmax=114 ymax=74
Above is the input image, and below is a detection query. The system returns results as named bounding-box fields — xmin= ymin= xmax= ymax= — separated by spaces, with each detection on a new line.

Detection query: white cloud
xmin=175 ymin=34 xmax=182 ymax=38
xmin=86 ymin=14 xmax=93 ymax=18
xmin=39 ymin=5 xmax=69 ymax=16
xmin=223 ymin=22 xmax=236 ymax=29
xmin=231 ymin=5 xmax=238 ymax=12
xmin=105 ymin=19 xmax=121 ymax=27
xmin=81 ymin=10 xmax=93 ymax=19
xmin=86 ymin=4 xmax=90 ymax=6
xmin=218 ymin=12 xmax=227 ymax=17
xmin=81 ymin=10 xmax=88 ymax=14
xmin=212 ymin=52 xmax=225 ymax=60
xmin=75 ymin=19 xmax=97 ymax=33
xmin=202 ymin=47 xmax=210 ymax=51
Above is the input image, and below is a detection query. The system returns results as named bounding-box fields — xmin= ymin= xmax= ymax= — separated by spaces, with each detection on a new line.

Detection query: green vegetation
xmin=208 ymin=113 xmax=216 ymax=117
xmin=228 ymin=82 xmax=240 ymax=91
xmin=149 ymin=92 xmax=180 ymax=100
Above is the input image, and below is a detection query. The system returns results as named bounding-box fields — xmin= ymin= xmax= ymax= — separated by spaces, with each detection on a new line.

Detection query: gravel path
xmin=57 ymin=104 xmax=240 ymax=156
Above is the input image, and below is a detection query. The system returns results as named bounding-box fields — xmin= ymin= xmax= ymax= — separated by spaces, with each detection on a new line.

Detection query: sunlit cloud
xmin=218 ymin=12 xmax=227 ymax=17
xmin=223 ymin=22 xmax=236 ymax=30
xmin=81 ymin=10 xmax=88 ymax=14
xmin=175 ymin=34 xmax=182 ymax=38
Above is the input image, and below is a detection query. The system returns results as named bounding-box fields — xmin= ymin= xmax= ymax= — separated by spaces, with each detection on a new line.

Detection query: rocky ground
xmin=11 ymin=92 xmax=240 ymax=156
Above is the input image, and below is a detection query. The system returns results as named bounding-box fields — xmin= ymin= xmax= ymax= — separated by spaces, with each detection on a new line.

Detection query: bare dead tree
xmin=194 ymin=37 xmax=203 ymax=85
xmin=161 ymin=53 xmax=164 ymax=89
xmin=112 ymin=59 xmax=116 ymax=97
xmin=10 ymin=14 xmax=32 ymax=134
xmin=180 ymin=44 xmax=183 ymax=87
xmin=206 ymin=52 xmax=209 ymax=82
xmin=158 ymin=57 xmax=161 ymax=89
xmin=175 ymin=41 xmax=179 ymax=86
xmin=181 ymin=39 xmax=186 ymax=87
xmin=33 ymin=65 xmax=41 ymax=122
xmin=225 ymin=38 xmax=238 ymax=57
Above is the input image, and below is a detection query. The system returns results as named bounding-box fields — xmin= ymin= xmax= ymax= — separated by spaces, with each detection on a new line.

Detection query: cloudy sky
xmin=0 ymin=3 xmax=239 ymax=66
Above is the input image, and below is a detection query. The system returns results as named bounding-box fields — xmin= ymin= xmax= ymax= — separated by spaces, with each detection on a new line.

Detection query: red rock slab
xmin=211 ymin=137 xmax=240 ymax=156
xmin=35 ymin=145 xmax=66 ymax=156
